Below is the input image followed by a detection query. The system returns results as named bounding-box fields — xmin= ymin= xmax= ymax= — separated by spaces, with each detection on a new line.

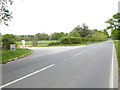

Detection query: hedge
xmin=60 ymin=37 xmax=82 ymax=44
xmin=60 ymin=37 xmax=108 ymax=44
xmin=48 ymin=41 xmax=61 ymax=46
xmin=48 ymin=36 xmax=108 ymax=45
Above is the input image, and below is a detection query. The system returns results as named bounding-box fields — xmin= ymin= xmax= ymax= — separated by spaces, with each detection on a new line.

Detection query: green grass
xmin=114 ymin=40 xmax=120 ymax=67
xmin=2 ymin=48 xmax=32 ymax=63
xmin=16 ymin=40 xmax=57 ymax=45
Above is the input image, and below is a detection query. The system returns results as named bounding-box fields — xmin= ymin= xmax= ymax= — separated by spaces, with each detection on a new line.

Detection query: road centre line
xmin=73 ymin=51 xmax=88 ymax=57
xmin=0 ymin=64 xmax=55 ymax=89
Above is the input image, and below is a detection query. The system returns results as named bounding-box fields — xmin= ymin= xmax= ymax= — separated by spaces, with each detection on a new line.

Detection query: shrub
xmin=2 ymin=34 xmax=16 ymax=50
xmin=82 ymin=37 xmax=88 ymax=43
xmin=48 ymin=41 xmax=61 ymax=46
xmin=60 ymin=37 xmax=82 ymax=44
xmin=71 ymin=37 xmax=82 ymax=44
xmin=60 ymin=37 xmax=71 ymax=44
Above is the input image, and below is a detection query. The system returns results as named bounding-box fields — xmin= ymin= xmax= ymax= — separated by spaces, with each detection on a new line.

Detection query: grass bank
xmin=2 ymin=48 xmax=32 ymax=63
xmin=114 ymin=40 xmax=120 ymax=67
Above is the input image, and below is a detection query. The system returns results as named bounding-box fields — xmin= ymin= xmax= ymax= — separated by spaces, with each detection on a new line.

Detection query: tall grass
xmin=114 ymin=40 xmax=120 ymax=67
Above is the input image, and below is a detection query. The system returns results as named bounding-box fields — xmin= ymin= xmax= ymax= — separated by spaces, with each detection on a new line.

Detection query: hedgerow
xmin=60 ymin=37 xmax=108 ymax=44
xmin=60 ymin=37 xmax=82 ymax=44
xmin=48 ymin=41 xmax=61 ymax=46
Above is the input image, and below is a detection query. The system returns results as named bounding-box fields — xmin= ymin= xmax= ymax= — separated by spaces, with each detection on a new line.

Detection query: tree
xmin=35 ymin=33 xmax=50 ymax=40
xmin=105 ymin=13 xmax=120 ymax=40
xmin=2 ymin=34 xmax=16 ymax=49
xmin=73 ymin=23 xmax=90 ymax=37
xmin=0 ymin=0 xmax=13 ymax=26
xmin=51 ymin=32 xmax=66 ymax=40
xmin=91 ymin=32 xmax=108 ymax=41
xmin=69 ymin=30 xmax=80 ymax=37
xmin=15 ymin=35 xmax=33 ymax=41
xmin=15 ymin=35 xmax=22 ymax=41
xmin=111 ymin=29 xmax=120 ymax=40
xmin=103 ymin=29 xmax=109 ymax=38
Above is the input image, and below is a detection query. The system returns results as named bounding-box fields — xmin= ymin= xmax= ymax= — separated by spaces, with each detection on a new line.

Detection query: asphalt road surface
xmin=2 ymin=41 xmax=114 ymax=88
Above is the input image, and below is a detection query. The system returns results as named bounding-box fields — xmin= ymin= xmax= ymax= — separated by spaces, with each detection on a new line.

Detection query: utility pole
xmin=118 ymin=1 xmax=120 ymax=13
xmin=118 ymin=1 xmax=120 ymax=28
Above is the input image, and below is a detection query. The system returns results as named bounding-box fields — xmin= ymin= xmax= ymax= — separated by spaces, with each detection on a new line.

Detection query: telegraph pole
xmin=118 ymin=1 xmax=120 ymax=13
xmin=118 ymin=1 xmax=120 ymax=28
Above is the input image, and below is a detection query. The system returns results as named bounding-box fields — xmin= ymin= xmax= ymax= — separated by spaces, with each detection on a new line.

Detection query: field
xmin=16 ymin=40 xmax=57 ymax=45
xmin=2 ymin=48 xmax=32 ymax=63
xmin=114 ymin=40 xmax=120 ymax=67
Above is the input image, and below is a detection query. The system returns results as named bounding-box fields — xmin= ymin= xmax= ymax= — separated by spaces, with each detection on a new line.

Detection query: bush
xmin=2 ymin=34 xmax=16 ymax=50
xmin=82 ymin=37 xmax=107 ymax=43
xmin=48 ymin=41 xmax=61 ymax=46
xmin=60 ymin=37 xmax=82 ymax=44
xmin=60 ymin=37 xmax=71 ymax=44
xmin=82 ymin=37 xmax=89 ymax=43
xmin=71 ymin=37 xmax=82 ymax=44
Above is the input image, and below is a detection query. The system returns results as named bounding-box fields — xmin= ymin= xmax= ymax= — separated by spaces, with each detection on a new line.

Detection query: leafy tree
xmin=103 ymin=29 xmax=109 ymax=38
xmin=111 ymin=29 xmax=120 ymax=40
xmin=15 ymin=35 xmax=33 ymax=41
xmin=92 ymin=29 xmax=99 ymax=32
xmin=91 ymin=32 xmax=108 ymax=41
xmin=105 ymin=19 xmax=118 ymax=29
xmin=86 ymin=29 xmax=108 ymax=41
xmin=28 ymin=35 xmax=34 ymax=41
xmin=0 ymin=0 xmax=13 ymax=26
xmin=86 ymin=30 xmax=96 ymax=38
xmin=69 ymin=30 xmax=80 ymax=37
xmin=15 ymin=35 xmax=22 ymax=41
xmin=73 ymin=23 xmax=90 ymax=37
xmin=35 ymin=33 xmax=50 ymax=40
xmin=92 ymin=29 xmax=103 ymax=34
xmin=105 ymin=13 xmax=120 ymax=40
xmin=2 ymin=34 xmax=16 ymax=49
xmin=51 ymin=32 xmax=66 ymax=40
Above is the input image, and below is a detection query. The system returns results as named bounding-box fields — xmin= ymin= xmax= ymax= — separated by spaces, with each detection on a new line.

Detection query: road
xmin=1 ymin=41 xmax=114 ymax=88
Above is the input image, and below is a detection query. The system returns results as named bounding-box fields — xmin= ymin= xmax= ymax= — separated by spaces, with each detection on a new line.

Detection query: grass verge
xmin=114 ymin=40 xmax=120 ymax=67
xmin=2 ymin=48 xmax=32 ymax=64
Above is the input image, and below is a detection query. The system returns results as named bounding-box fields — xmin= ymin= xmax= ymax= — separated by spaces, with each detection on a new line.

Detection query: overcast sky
xmin=1 ymin=0 xmax=120 ymax=35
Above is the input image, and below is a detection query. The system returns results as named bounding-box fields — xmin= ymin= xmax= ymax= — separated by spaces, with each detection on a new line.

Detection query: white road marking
xmin=73 ymin=51 xmax=88 ymax=57
xmin=0 ymin=64 xmax=55 ymax=89
xmin=109 ymin=43 xmax=114 ymax=88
